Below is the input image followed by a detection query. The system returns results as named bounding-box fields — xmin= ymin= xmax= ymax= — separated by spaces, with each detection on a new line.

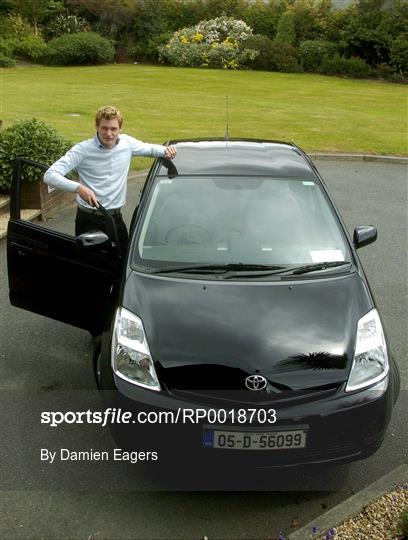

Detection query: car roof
xmin=158 ymin=138 xmax=318 ymax=179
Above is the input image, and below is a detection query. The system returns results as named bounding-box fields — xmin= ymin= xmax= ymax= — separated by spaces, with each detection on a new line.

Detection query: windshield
xmin=133 ymin=176 xmax=350 ymax=271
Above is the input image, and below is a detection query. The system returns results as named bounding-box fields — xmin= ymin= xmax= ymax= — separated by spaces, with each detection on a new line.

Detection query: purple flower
xmin=312 ymin=525 xmax=318 ymax=534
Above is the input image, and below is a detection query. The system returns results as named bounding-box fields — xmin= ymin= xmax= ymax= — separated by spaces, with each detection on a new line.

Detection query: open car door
xmin=7 ymin=158 xmax=123 ymax=334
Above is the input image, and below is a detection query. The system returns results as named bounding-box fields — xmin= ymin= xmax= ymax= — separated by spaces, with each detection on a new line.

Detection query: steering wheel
xmin=164 ymin=223 xmax=212 ymax=245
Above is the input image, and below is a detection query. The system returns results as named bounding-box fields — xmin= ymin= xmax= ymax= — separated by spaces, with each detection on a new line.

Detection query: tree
xmin=326 ymin=0 xmax=392 ymax=65
xmin=275 ymin=10 xmax=296 ymax=45
xmin=67 ymin=0 xmax=137 ymax=38
xmin=9 ymin=0 xmax=63 ymax=34
xmin=241 ymin=0 xmax=285 ymax=40
xmin=289 ymin=0 xmax=333 ymax=44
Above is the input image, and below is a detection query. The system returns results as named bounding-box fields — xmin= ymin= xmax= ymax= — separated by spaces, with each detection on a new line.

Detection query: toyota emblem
xmin=245 ymin=374 xmax=267 ymax=391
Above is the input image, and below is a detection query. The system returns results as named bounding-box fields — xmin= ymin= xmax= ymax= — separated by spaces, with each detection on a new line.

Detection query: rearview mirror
xmin=76 ymin=230 xmax=110 ymax=250
xmin=353 ymin=226 xmax=377 ymax=249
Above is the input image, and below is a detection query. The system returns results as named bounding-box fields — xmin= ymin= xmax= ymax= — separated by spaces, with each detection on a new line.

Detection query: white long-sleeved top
xmin=44 ymin=134 xmax=166 ymax=209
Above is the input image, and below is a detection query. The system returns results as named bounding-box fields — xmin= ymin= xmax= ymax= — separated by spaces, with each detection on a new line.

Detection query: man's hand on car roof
xmin=164 ymin=146 xmax=177 ymax=159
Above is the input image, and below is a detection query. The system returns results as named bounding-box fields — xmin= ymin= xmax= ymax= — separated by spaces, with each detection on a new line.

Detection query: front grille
xmin=168 ymin=383 xmax=341 ymax=407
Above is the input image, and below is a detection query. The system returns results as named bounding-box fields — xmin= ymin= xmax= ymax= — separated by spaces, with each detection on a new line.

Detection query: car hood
xmin=122 ymin=271 xmax=372 ymax=395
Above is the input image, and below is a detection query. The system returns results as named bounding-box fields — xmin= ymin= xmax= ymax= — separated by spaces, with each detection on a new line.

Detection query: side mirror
xmin=353 ymin=226 xmax=377 ymax=249
xmin=76 ymin=230 xmax=110 ymax=250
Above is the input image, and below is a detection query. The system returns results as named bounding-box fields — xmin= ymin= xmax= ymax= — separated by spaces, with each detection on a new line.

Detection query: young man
xmin=44 ymin=105 xmax=176 ymax=253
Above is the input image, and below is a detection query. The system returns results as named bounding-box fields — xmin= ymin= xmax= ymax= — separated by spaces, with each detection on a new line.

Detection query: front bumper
xmin=102 ymin=372 xmax=397 ymax=468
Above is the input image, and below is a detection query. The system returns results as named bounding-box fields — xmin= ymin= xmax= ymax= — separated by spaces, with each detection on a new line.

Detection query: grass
xmin=1 ymin=63 xmax=407 ymax=170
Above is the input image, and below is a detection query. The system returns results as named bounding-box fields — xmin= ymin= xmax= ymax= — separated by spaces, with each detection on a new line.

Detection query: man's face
xmin=96 ymin=118 xmax=121 ymax=149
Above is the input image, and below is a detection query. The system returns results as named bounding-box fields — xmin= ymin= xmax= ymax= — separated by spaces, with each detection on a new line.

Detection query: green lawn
xmin=1 ymin=63 xmax=407 ymax=168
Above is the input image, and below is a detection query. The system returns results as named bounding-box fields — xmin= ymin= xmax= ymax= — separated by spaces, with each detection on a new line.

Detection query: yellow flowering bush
xmin=193 ymin=32 xmax=204 ymax=43
xmin=159 ymin=16 xmax=258 ymax=69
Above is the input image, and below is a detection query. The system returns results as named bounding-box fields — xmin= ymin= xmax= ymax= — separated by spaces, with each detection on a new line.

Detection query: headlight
xmin=112 ymin=307 xmax=160 ymax=391
xmin=346 ymin=309 xmax=389 ymax=392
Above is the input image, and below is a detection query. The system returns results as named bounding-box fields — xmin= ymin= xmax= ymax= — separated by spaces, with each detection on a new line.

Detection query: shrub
xmin=0 ymin=53 xmax=16 ymax=68
xmin=243 ymin=34 xmax=301 ymax=72
xmin=401 ymin=510 xmax=408 ymax=539
xmin=159 ymin=16 xmax=258 ymax=69
xmin=0 ymin=119 xmax=72 ymax=192
xmin=45 ymin=14 xmax=91 ymax=39
xmin=387 ymin=71 xmax=408 ymax=84
xmin=43 ymin=32 xmax=115 ymax=66
xmin=204 ymin=40 xmax=255 ymax=69
xmin=160 ymin=40 xmax=206 ymax=67
xmin=0 ymin=39 xmax=13 ymax=57
xmin=320 ymin=55 xmax=372 ymax=79
xmin=7 ymin=35 xmax=46 ymax=60
xmin=0 ymin=13 xmax=34 ymax=38
xmin=1 ymin=36 xmax=45 ymax=61
xmin=130 ymin=33 xmax=172 ymax=63
xmin=241 ymin=34 xmax=274 ymax=71
xmin=0 ymin=16 xmax=8 ymax=39
xmin=267 ymin=42 xmax=301 ymax=73
xmin=299 ymin=40 xmax=338 ymax=72
xmin=389 ymin=36 xmax=408 ymax=74
xmin=274 ymin=11 xmax=296 ymax=46
xmin=375 ymin=62 xmax=393 ymax=79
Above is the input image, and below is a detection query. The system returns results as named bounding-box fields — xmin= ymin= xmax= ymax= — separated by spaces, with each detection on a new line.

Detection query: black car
xmin=7 ymin=139 xmax=400 ymax=468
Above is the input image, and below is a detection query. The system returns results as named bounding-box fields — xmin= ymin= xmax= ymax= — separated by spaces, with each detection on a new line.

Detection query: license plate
xmin=203 ymin=429 xmax=307 ymax=450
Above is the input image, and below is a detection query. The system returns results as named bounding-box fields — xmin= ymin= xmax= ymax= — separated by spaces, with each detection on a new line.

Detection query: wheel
xmin=92 ymin=332 xmax=115 ymax=390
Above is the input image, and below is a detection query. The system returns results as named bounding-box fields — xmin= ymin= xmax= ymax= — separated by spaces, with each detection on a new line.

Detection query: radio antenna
xmin=225 ymin=95 xmax=230 ymax=145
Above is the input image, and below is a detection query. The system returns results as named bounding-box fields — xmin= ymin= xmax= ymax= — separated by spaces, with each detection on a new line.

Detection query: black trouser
xmin=75 ymin=207 xmax=129 ymax=255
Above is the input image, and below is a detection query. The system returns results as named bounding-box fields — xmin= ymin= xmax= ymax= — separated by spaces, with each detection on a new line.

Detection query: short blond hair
xmin=95 ymin=106 xmax=123 ymax=128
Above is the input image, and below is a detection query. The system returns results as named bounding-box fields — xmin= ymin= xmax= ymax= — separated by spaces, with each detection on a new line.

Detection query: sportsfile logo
xmin=41 ymin=408 xmax=278 ymax=427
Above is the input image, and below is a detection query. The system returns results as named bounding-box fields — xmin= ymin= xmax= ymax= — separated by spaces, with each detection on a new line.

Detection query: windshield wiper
xmin=151 ymin=263 xmax=287 ymax=275
xmin=222 ymin=261 xmax=352 ymax=279
xmin=280 ymin=261 xmax=352 ymax=275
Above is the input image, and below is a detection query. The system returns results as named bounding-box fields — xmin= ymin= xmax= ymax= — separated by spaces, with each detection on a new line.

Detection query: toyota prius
xmin=7 ymin=139 xmax=400 ymax=467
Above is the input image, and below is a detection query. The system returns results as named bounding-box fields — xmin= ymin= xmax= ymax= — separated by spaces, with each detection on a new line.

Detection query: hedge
xmin=43 ymin=32 xmax=115 ymax=66
xmin=320 ymin=55 xmax=372 ymax=78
